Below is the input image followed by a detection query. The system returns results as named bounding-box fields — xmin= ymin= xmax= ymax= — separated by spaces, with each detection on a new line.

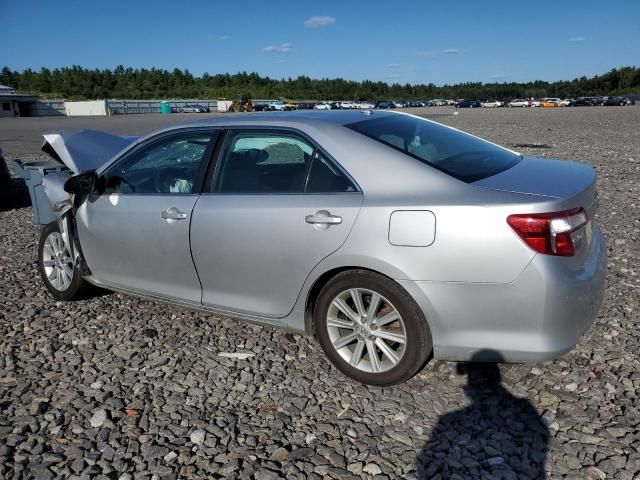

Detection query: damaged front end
xmin=12 ymin=129 xmax=140 ymax=277
xmin=42 ymin=172 xmax=94 ymax=276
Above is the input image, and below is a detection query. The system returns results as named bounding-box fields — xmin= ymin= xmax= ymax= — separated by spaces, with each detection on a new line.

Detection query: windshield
xmin=346 ymin=114 xmax=521 ymax=182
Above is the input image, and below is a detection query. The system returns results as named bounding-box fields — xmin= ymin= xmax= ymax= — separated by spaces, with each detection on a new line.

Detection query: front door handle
xmin=305 ymin=210 xmax=342 ymax=228
xmin=161 ymin=207 xmax=188 ymax=222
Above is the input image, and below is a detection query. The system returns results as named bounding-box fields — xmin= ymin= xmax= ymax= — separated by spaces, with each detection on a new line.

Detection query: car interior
xmin=217 ymin=137 xmax=355 ymax=193
xmin=102 ymin=136 xmax=209 ymax=194
xmin=101 ymin=133 xmax=356 ymax=195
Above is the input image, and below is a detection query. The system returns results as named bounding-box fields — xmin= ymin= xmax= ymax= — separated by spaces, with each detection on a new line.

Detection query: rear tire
xmin=38 ymin=222 xmax=90 ymax=301
xmin=314 ymin=270 xmax=432 ymax=386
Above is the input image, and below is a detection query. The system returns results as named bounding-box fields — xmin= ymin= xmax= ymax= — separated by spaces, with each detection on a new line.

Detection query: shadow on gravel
xmin=415 ymin=350 xmax=549 ymax=479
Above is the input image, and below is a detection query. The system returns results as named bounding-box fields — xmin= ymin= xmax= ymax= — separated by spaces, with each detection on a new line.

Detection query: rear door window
xmin=216 ymin=132 xmax=313 ymax=193
xmin=305 ymin=151 xmax=356 ymax=193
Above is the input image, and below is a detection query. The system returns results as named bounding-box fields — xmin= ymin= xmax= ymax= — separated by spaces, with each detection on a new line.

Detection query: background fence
xmin=24 ymin=98 xmax=282 ymax=116
xmin=25 ymin=100 xmax=66 ymax=116
xmin=106 ymin=99 xmax=219 ymax=114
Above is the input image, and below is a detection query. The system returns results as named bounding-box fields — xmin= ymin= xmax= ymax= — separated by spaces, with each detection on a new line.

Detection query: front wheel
xmin=314 ymin=270 xmax=432 ymax=386
xmin=38 ymin=222 xmax=90 ymax=301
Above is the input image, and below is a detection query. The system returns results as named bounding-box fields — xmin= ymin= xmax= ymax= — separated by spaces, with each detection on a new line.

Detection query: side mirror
xmin=64 ymin=171 xmax=97 ymax=195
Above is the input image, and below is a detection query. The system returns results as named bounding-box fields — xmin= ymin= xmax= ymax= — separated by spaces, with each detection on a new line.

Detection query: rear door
xmin=76 ymin=128 xmax=218 ymax=302
xmin=190 ymin=129 xmax=363 ymax=318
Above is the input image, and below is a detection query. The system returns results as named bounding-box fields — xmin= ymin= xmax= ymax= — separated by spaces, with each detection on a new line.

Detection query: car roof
xmin=183 ymin=109 xmax=396 ymax=129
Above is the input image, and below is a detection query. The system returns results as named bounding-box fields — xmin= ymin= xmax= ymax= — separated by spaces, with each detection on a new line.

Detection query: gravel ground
xmin=0 ymin=107 xmax=638 ymax=479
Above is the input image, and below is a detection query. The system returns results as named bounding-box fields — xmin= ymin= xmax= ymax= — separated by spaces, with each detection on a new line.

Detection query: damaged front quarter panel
xmin=36 ymin=129 xmax=138 ymax=275
xmin=41 ymin=173 xmax=85 ymax=272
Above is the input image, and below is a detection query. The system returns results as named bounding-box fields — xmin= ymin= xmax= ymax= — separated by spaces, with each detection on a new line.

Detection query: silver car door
xmin=190 ymin=130 xmax=363 ymax=318
xmin=75 ymin=129 xmax=218 ymax=302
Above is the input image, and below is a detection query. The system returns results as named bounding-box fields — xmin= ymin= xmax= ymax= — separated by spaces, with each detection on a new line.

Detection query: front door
xmin=76 ymin=129 xmax=217 ymax=302
xmin=190 ymin=130 xmax=363 ymax=318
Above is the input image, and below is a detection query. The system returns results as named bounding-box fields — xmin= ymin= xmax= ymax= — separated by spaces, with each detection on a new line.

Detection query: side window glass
xmin=217 ymin=133 xmax=314 ymax=193
xmin=102 ymin=131 xmax=213 ymax=194
xmin=305 ymin=151 xmax=356 ymax=193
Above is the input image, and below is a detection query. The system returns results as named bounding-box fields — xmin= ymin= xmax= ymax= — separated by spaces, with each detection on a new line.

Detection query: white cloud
xmin=489 ymin=74 xmax=507 ymax=80
xmin=387 ymin=63 xmax=400 ymax=68
xmin=569 ymin=36 xmax=586 ymax=42
xmin=304 ymin=16 xmax=336 ymax=28
xmin=387 ymin=74 xmax=401 ymax=79
xmin=443 ymin=48 xmax=459 ymax=54
xmin=217 ymin=35 xmax=231 ymax=41
xmin=262 ymin=42 xmax=293 ymax=53
xmin=276 ymin=59 xmax=286 ymax=64
xmin=412 ymin=50 xmax=434 ymax=57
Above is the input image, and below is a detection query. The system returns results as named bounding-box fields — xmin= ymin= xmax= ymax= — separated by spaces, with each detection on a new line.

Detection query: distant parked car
xmin=314 ymin=103 xmax=332 ymax=110
xmin=265 ymin=102 xmax=284 ymax=111
xmin=540 ymin=98 xmax=564 ymax=107
xmin=375 ymin=100 xmax=396 ymax=109
xmin=603 ymin=96 xmax=635 ymax=106
xmin=456 ymin=99 xmax=483 ymax=108
xmin=481 ymin=100 xmax=504 ymax=108
xmin=179 ymin=104 xmax=210 ymax=113
xmin=266 ymin=101 xmax=295 ymax=111
xmin=508 ymin=99 xmax=531 ymax=108
xmin=571 ymin=97 xmax=597 ymax=107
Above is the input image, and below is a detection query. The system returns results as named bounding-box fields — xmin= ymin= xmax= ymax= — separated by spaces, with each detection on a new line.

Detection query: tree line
xmin=2 ymin=65 xmax=639 ymax=101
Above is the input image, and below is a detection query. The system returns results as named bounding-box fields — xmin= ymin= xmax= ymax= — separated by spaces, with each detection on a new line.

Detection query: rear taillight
xmin=507 ymin=208 xmax=588 ymax=256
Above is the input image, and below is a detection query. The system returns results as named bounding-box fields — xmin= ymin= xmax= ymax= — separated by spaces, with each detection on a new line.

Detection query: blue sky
xmin=2 ymin=0 xmax=638 ymax=85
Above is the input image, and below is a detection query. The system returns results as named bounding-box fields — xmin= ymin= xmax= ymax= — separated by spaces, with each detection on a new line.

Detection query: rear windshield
xmin=346 ymin=114 xmax=521 ymax=182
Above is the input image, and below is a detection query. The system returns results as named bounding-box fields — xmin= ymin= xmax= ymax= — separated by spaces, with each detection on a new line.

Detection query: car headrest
xmin=233 ymin=148 xmax=268 ymax=165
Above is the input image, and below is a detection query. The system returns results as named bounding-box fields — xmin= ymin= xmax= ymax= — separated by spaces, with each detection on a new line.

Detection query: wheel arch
xmin=303 ymin=264 xmax=436 ymax=339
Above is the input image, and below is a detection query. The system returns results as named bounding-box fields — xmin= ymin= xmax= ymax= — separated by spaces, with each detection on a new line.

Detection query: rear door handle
xmin=305 ymin=210 xmax=342 ymax=226
xmin=161 ymin=207 xmax=188 ymax=221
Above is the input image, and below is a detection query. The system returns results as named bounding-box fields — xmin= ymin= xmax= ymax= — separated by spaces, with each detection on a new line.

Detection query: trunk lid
xmin=42 ymin=130 xmax=139 ymax=174
xmin=473 ymin=155 xmax=598 ymax=216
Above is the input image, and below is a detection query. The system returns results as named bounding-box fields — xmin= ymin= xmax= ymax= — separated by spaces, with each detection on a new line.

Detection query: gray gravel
xmin=1 ymin=106 xmax=639 ymax=479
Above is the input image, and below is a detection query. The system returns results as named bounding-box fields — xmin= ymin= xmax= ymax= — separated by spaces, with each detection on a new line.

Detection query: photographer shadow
xmin=415 ymin=350 xmax=549 ymax=479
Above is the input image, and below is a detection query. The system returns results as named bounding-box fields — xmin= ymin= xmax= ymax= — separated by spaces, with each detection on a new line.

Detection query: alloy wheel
xmin=42 ymin=231 xmax=74 ymax=291
xmin=326 ymin=288 xmax=407 ymax=373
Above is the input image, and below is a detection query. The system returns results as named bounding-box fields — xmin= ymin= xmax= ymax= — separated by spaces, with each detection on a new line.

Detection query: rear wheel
xmin=38 ymin=222 xmax=90 ymax=301
xmin=314 ymin=270 xmax=432 ymax=386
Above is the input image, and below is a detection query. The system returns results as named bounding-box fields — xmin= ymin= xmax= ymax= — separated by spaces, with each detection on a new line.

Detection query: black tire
xmin=38 ymin=221 xmax=91 ymax=301
xmin=314 ymin=269 xmax=433 ymax=386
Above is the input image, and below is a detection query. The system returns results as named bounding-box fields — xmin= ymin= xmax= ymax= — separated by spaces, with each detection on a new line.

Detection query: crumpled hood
xmin=42 ymin=130 xmax=139 ymax=174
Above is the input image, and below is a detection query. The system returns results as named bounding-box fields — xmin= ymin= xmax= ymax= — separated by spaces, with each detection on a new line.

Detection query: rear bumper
xmin=400 ymin=224 xmax=607 ymax=362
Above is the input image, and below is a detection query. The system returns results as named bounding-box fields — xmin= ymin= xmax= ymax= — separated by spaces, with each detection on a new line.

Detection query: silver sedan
xmin=34 ymin=111 xmax=606 ymax=385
